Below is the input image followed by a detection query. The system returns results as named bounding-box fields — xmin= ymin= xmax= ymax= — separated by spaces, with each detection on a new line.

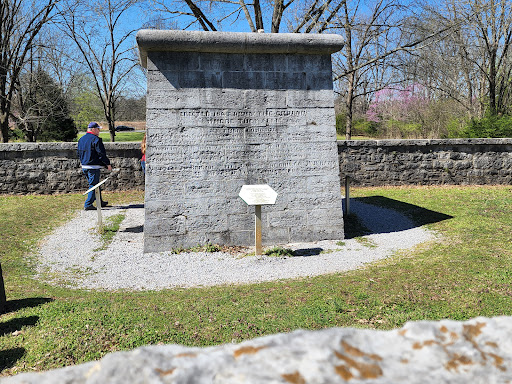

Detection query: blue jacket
xmin=77 ymin=133 xmax=111 ymax=167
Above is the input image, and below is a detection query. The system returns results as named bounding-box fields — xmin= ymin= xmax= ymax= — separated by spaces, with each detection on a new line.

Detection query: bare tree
xmin=402 ymin=0 xmax=512 ymax=119
xmin=329 ymin=0 xmax=407 ymax=139
xmin=58 ymin=0 xmax=141 ymax=141
xmin=469 ymin=0 xmax=512 ymax=116
xmin=0 ymin=0 xmax=60 ymax=143
xmin=151 ymin=0 xmax=354 ymax=33
xmin=35 ymin=28 xmax=88 ymax=98
xmin=14 ymin=66 xmax=75 ymax=142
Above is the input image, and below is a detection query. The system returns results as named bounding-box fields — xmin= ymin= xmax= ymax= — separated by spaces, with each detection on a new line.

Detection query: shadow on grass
xmin=344 ymin=196 xmax=453 ymax=239
xmin=4 ymin=298 xmax=53 ymax=314
xmin=0 ymin=316 xmax=39 ymax=337
xmin=0 ymin=348 xmax=25 ymax=371
xmin=0 ymin=315 xmax=38 ymax=371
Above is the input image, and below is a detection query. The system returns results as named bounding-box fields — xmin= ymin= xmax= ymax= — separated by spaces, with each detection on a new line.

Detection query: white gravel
xmin=35 ymin=200 xmax=435 ymax=291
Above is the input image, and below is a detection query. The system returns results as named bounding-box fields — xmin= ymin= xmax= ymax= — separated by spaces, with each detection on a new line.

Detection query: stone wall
xmin=4 ymin=316 xmax=512 ymax=383
xmin=2 ymin=138 xmax=512 ymax=196
xmin=338 ymin=138 xmax=512 ymax=186
xmin=0 ymin=142 xmax=144 ymax=195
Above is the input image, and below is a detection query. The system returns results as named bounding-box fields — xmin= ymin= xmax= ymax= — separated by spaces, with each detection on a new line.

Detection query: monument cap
xmin=136 ymin=30 xmax=344 ymax=68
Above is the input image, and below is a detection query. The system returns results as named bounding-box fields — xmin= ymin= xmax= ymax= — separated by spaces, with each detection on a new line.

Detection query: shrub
xmin=9 ymin=127 xmax=24 ymax=141
xmin=443 ymin=117 xmax=468 ymax=138
xmin=353 ymin=119 xmax=379 ymax=137
xmin=463 ymin=114 xmax=512 ymax=138
xmin=336 ymin=113 xmax=347 ymax=136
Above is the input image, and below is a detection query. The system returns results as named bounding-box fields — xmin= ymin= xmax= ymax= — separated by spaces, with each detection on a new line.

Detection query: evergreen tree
xmin=15 ymin=68 xmax=77 ymax=141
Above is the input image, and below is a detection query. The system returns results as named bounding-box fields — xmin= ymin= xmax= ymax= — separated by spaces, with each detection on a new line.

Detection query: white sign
xmin=83 ymin=177 xmax=110 ymax=195
xmin=239 ymin=184 xmax=278 ymax=206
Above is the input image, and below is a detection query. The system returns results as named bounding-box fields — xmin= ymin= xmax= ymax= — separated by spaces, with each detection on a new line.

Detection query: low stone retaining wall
xmin=2 ymin=139 xmax=512 ymax=195
xmin=338 ymin=138 xmax=512 ymax=186
xmin=0 ymin=143 xmax=144 ymax=195
xmin=4 ymin=316 xmax=511 ymax=383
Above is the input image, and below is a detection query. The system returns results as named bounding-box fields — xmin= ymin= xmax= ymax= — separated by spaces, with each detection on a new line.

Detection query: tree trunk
xmin=342 ymin=0 xmax=354 ymax=140
xmin=253 ymin=0 xmax=264 ymax=31
xmin=107 ymin=117 xmax=116 ymax=142
xmin=0 ymin=115 xmax=8 ymax=143
xmin=271 ymin=0 xmax=284 ymax=33
xmin=345 ymin=74 xmax=354 ymax=140
xmin=488 ymin=50 xmax=497 ymax=115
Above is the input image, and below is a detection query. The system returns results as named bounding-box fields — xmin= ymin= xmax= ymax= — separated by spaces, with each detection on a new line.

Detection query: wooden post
xmin=95 ymin=188 xmax=102 ymax=229
xmin=255 ymin=205 xmax=262 ymax=255
xmin=83 ymin=176 xmax=110 ymax=231
xmin=344 ymin=176 xmax=350 ymax=215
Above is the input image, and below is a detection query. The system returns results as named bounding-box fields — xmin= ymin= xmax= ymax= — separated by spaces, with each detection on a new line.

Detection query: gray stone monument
xmin=137 ymin=30 xmax=345 ymax=253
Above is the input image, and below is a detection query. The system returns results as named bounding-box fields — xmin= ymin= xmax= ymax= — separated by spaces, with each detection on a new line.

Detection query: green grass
xmin=95 ymin=213 xmax=126 ymax=251
xmin=337 ymin=134 xmax=376 ymax=140
xmin=264 ymin=247 xmax=295 ymax=257
xmin=171 ymin=243 xmax=223 ymax=254
xmin=76 ymin=131 xmax=145 ymax=142
xmin=1 ymin=186 xmax=512 ymax=376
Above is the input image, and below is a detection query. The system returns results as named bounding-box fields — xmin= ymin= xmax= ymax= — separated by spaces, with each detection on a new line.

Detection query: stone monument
xmin=137 ymin=30 xmax=345 ymax=253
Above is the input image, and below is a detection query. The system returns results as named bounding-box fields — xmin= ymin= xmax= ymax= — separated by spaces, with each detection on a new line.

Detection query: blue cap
xmin=88 ymin=122 xmax=100 ymax=129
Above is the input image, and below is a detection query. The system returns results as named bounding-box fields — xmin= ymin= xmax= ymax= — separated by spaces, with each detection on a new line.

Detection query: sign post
xmin=239 ymin=185 xmax=278 ymax=255
xmin=254 ymin=205 xmax=262 ymax=255
xmin=83 ymin=176 xmax=110 ymax=230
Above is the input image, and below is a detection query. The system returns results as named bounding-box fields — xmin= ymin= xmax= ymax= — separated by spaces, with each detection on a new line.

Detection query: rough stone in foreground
xmin=136 ymin=30 xmax=345 ymax=252
xmin=4 ymin=316 xmax=512 ymax=383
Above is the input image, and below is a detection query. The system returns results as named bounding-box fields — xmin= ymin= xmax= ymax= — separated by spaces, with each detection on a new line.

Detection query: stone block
xmin=264 ymin=226 xmax=291 ymax=244
xmin=200 ymin=52 xmax=246 ymax=71
xmin=222 ymin=71 xmax=265 ymax=89
xmin=5 ymin=317 xmax=512 ymax=383
xmin=147 ymin=51 xmax=200 ymax=71
xmin=137 ymin=30 xmax=345 ymax=252
xmin=264 ymin=71 xmax=306 ymax=90
xmin=286 ymin=89 xmax=334 ymax=108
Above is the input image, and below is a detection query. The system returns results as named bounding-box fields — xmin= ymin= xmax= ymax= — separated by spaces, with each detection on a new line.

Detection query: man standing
xmin=77 ymin=122 xmax=112 ymax=210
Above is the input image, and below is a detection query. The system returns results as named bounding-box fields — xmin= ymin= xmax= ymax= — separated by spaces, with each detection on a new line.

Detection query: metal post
xmin=255 ymin=205 xmax=262 ymax=255
xmin=95 ymin=187 xmax=102 ymax=229
xmin=344 ymin=176 xmax=350 ymax=215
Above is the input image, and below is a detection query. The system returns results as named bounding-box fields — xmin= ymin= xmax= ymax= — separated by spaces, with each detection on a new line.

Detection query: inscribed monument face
xmin=137 ymin=30 xmax=345 ymax=253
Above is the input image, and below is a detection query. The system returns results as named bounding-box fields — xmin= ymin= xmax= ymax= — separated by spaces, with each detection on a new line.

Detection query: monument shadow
xmin=292 ymin=196 xmax=452 ymax=255
xmin=122 ymin=225 xmax=144 ymax=234
xmin=155 ymin=56 xmax=332 ymax=92
xmin=0 ymin=348 xmax=26 ymax=371
xmin=344 ymin=196 xmax=453 ymax=239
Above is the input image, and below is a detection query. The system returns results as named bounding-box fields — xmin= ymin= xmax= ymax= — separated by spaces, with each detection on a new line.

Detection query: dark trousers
xmin=82 ymin=168 xmax=102 ymax=208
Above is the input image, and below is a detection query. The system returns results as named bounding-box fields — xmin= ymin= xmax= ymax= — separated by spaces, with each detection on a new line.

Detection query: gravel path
xmin=35 ymin=201 xmax=435 ymax=291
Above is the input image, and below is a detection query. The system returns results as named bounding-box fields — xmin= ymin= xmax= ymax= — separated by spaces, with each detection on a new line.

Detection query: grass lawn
xmin=76 ymin=131 xmax=145 ymax=142
xmin=1 ymin=186 xmax=512 ymax=376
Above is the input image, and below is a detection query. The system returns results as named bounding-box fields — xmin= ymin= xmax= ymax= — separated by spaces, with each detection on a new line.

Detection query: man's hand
xmin=107 ymin=165 xmax=112 ymax=171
